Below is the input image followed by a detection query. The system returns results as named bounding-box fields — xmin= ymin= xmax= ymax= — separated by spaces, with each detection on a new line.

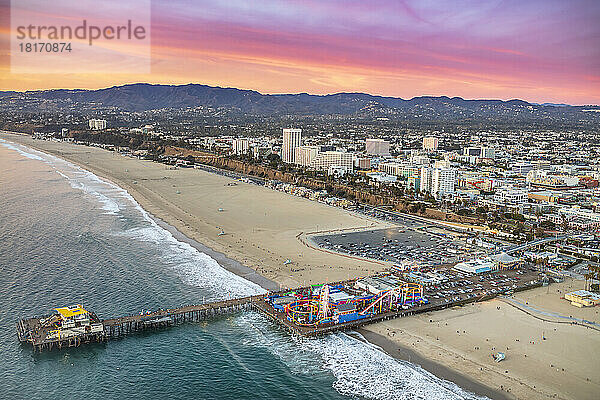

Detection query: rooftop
xmin=55 ymin=304 xmax=88 ymax=319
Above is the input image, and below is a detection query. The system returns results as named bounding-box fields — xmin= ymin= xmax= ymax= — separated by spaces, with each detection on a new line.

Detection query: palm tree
xmin=584 ymin=272 xmax=592 ymax=291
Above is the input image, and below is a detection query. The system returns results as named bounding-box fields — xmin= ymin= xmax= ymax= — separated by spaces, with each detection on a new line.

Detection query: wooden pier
xmin=18 ymin=296 xmax=261 ymax=352
xmin=102 ymin=295 xmax=259 ymax=338
xmin=17 ymin=274 xmax=542 ymax=351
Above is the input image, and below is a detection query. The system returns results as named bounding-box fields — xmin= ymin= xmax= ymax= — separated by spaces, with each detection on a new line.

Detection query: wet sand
xmin=357 ymin=328 xmax=510 ymax=400
xmin=152 ymin=215 xmax=279 ymax=291
xmin=2 ymin=133 xmax=390 ymax=290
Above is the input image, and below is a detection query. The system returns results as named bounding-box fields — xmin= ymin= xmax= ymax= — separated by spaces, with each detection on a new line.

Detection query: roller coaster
xmin=277 ymin=280 xmax=426 ymax=327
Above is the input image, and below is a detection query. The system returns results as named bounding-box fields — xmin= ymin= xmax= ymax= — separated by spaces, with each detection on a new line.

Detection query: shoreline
xmin=1 ymin=132 xmax=390 ymax=288
xmin=3 ymin=135 xmax=501 ymax=399
xmin=4 ymin=134 xmax=597 ymax=400
xmin=151 ymin=214 xmax=279 ymax=292
xmin=357 ymin=328 xmax=510 ymax=400
xmin=2 ymin=135 xmax=500 ymax=399
xmin=1 ymin=134 xmax=280 ymax=293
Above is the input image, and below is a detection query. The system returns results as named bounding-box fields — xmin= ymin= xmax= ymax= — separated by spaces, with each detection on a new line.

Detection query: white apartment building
xmin=310 ymin=151 xmax=354 ymax=173
xmin=232 ymin=138 xmax=250 ymax=155
xmin=380 ymin=162 xmax=401 ymax=176
xmin=493 ymin=187 xmax=528 ymax=206
xmin=422 ymin=137 xmax=439 ymax=151
xmin=380 ymin=162 xmax=420 ymax=178
xmin=434 ymin=160 xmax=451 ymax=169
xmin=294 ymin=145 xmax=321 ymax=167
xmin=282 ymin=128 xmax=302 ymax=163
xmin=365 ymin=139 xmax=390 ymax=156
xmin=421 ymin=167 xmax=456 ymax=199
xmin=88 ymin=119 xmax=107 ymax=130
xmin=511 ymin=162 xmax=535 ymax=176
xmin=400 ymin=165 xmax=421 ymax=178
xmin=432 ymin=168 xmax=456 ymax=199
xmin=420 ymin=167 xmax=434 ymax=193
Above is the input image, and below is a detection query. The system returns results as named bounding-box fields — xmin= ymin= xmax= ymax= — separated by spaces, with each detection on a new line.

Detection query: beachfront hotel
xmin=282 ymin=128 xmax=302 ymax=163
xmin=294 ymin=145 xmax=321 ymax=167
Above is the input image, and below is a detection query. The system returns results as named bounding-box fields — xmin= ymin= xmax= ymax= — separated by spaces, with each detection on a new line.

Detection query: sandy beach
xmin=363 ymin=278 xmax=600 ymax=400
xmin=2 ymin=133 xmax=390 ymax=289
xmin=3 ymin=133 xmax=599 ymax=400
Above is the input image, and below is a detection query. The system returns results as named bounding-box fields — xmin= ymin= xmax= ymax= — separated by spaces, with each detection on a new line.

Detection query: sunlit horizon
xmin=1 ymin=0 xmax=599 ymax=105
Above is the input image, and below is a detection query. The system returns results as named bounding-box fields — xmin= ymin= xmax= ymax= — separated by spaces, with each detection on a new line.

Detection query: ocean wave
xmin=123 ymin=224 xmax=265 ymax=298
xmin=1 ymin=138 xmax=264 ymax=298
xmin=307 ymin=333 xmax=487 ymax=400
xmin=235 ymin=313 xmax=486 ymax=400
xmin=2 ymin=138 xmax=485 ymax=400
xmin=0 ymin=138 xmax=45 ymax=160
xmin=55 ymin=169 xmax=123 ymax=215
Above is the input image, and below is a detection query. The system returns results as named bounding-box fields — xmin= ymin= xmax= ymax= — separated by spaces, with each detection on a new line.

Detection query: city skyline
xmin=1 ymin=0 xmax=599 ymax=105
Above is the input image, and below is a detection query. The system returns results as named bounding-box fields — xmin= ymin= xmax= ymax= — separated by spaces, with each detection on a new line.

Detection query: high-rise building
xmin=379 ymin=162 xmax=401 ymax=176
xmin=420 ymin=167 xmax=455 ymax=199
xmin=232 ymin=138 xmax=250 ymax=155
xmin=422 ymin=137 xmax=439 ymax=151
xmin=282 ymin=128 xmax=302 ymax=163
xmin=365 ymin=139 xmax=390 ymax=156
xmin=463 ymin=147 xmax=481 ymax=156
xmin=481 ymin=147 xmax=495 ymax=159
xmin=88 ymin=119 xmax=107 ymax=130
xmin=420 ymin=167 xmax=433 ymax=193
xmin=432 ymin=168 xmax=456 ymax=199
xmin=354 ymin=156 xmax=371 ymax=170
xmin=463 ymin=146 xmax=495 ymax=159
xmin=294 ymin=145 xmax=320 ymax=167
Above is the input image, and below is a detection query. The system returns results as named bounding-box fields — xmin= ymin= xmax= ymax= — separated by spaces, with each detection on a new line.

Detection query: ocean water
xmin=0 ymin=138 xmax=486 ymax=400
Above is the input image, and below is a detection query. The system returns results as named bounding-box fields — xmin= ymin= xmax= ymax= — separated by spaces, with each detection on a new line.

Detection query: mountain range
xmin=1 ymin=83 xmax=598 ymax=121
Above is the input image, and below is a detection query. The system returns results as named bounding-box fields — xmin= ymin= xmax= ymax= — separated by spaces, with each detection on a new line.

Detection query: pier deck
xmin=102 ymin=295 xmax=259 ymax=338
xmin=17 ymin=270 xmax=542 ymax=351
xmin=18 ymin=296 xmax=260 ymax=351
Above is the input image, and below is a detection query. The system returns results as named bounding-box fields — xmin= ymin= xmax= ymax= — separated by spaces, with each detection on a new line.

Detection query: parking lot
xmin=312 ymin=227 xmax=488 ymax=267
xmin=414 ymin=268 xmax=540 ymax=306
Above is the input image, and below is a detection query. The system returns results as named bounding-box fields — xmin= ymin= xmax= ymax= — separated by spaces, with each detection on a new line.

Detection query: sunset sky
xmin=1 ymin=0 xmax=599 ymax=104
